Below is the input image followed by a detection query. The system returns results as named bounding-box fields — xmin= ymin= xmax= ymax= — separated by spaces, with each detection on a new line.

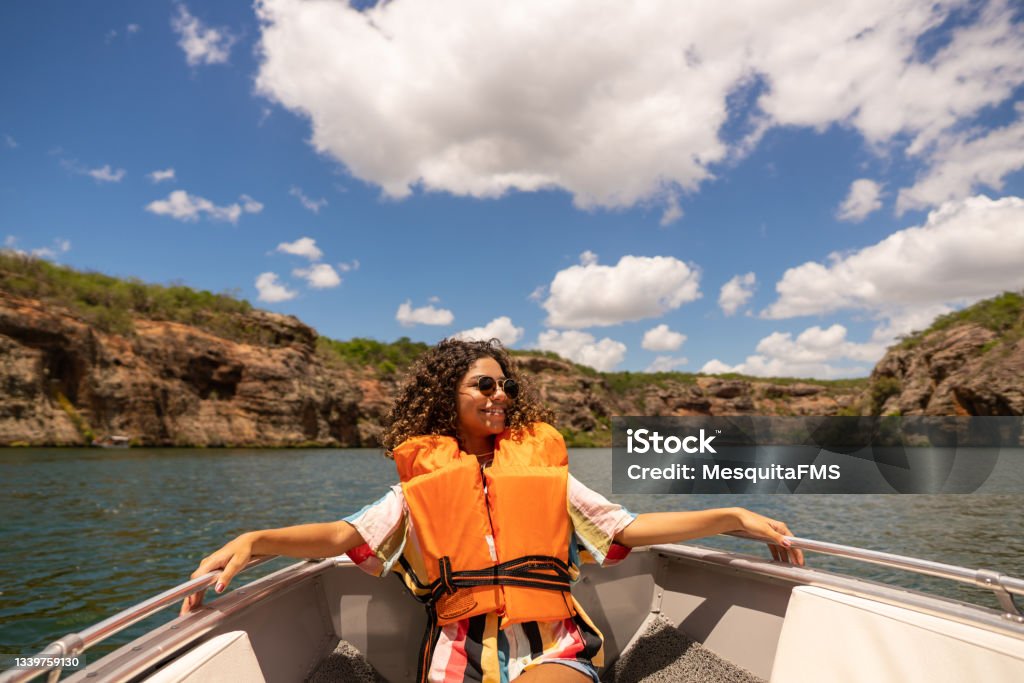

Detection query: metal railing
xmin=0 ymin=556 xmax=279 ymax=683
xmin=4 ymin=536 xmax=1024 ymax=682
xmin=726 ymin=531 xmax=1024 ymax=620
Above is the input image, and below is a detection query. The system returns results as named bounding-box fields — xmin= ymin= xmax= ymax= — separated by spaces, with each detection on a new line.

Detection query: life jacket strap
xmin=429 ymin=554 xmax=572 ymax=603
xmin=413 ymin=554 xmax=573 ymax=683
xmin=415 ymin=605 xmax=441 ymax=683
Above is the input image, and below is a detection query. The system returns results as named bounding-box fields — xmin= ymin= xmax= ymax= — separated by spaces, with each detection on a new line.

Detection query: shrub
xmin=869 ymin=376 xmax=902 ymax=414
xmin=317 ymin=336 xmax=429 ymax=370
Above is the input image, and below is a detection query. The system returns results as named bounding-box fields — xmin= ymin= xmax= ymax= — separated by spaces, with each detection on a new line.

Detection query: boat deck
xmin=308 ymin=613 xmax=766 ymax=683
xmin=6 ymin=537 xmax=1023 ymax=683
xmin=604 ymin=615 xmax=764 ymax=683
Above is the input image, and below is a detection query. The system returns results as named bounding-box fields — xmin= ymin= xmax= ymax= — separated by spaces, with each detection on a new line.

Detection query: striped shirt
xmin=344 ymin=474 xmax=635 ymax=682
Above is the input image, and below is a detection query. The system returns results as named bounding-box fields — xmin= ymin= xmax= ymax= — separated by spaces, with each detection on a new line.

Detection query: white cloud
xmin=255 ymin=272 xmax=297 ymax=302
xmin=146 ymin=189 xmax=252 ymax=223
xmin=897 ymin=108 xmax=1024 ymax=214
xmin=453 ymin=316 xmax=524 ymax=345
xmin=754 ymin=1 xmax=1024 ymax=153
xmin=126 ymin=24 xmax=140 ymax=34
xmin=700 ymin=359 xmax=735 ymax=375
xmin=701 ymin=324 xmax=880 ymax=379
xmin=149 ymin=168 xmax=176 ymax=183
xmin=757 ymin=324 xmax=884 ymax=364
xmin=763 ymin=195 xmax=1024 ymax=321
xmin=60 ymin=159 xmax=126 ymax=183
xmin=273 ymin=237 xmax=348 ymax=290
xmin=660 ymin=193 xmax=683 ymax=226
xmin=837 ymin=179 xmax=883 ymax=222
xmin=578 ymin=250 xmax=598 ymax=266
xmin=396 ymin=299 xmax=454 ymax=327
xmin=293 ymin=263 xmax=341 ymax=288
xmin=289 ymin=186 xmax=327 ymax=213
xmin=239 ymin=194 xmax=264 ymax=214
xmin=646 ymin=355 xmax=688 ymax=372
xmin=172 ymin=4 xmax=235 ymax=67
xmin=276 ymin=236 xmax=322 ymax=261
xmin=16 ymin=239 xmax=71 ymax=264
xmin=718 ymin=272 xmax=756 ymax=317
xmin=641 ymin=324 xmax=686 ymax=352
xmin=536 ymin=329 xmax=626 ymax=371
xmin=869 ymin=304 xmax=954 ymax=343
xmin=543 ymin=254 xmax=701 ymax=328
xmin=3 ymin=134 xmax=16 ymax=149
xmin=254 ymin=0 xmax=1024 ymax=217
xmin=87 ymin=165 xmax=125 ymax=183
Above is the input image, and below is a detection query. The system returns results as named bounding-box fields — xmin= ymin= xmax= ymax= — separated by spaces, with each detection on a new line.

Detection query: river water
xmin=2 ymin=447 xmax=1022 ymax=667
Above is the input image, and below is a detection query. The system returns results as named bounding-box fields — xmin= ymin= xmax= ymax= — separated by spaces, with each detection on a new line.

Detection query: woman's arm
xmin=613 ymin=507 xmax=804 ymax=565
xmin=180 ymin=520 xmax=365 ymax=614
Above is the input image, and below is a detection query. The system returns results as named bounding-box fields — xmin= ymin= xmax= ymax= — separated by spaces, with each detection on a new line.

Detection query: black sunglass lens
xmin=503 ymin=379 xmax=519 ymax=399
xmin=477 ymin=376 xmax=497 ymax=393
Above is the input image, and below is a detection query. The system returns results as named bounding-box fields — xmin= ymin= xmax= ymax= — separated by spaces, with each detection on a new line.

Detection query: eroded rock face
xmin=868 ymin=324 xmax=1024 ymax=416
xmin=0 ymin=293 xmax=382 ymax=447
xmin=9 ymin=291 xmax=1018 ymax=447
xmin=518 ymin=357 xmax=858 ymax=442
xmin=0 ymin=293 xmax=869 ymax=446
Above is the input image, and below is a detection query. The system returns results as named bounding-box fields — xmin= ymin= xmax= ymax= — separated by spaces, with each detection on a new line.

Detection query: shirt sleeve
xmin=343 ymin=484 xmax=408 ymax=576
xmin=567 ymin=473 xmax=636 ymax=566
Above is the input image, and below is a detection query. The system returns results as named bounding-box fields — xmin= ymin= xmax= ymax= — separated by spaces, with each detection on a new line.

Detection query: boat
xmin=91 ymin=436 xmax=131 ymax=449
xmin=3 ymin=534 xmax=1023 ymax=682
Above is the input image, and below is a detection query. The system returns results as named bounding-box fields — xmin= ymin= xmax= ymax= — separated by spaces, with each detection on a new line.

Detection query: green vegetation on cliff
xmin=899 ymin=291 xmax=1024 ymax=350
xmin=868 ymin=290 xmax=1024 ymax=415
xmin=317 ymin=336 xmax=429 ymax=374
xmin=0 ymin=251 xmax=253 ymax=338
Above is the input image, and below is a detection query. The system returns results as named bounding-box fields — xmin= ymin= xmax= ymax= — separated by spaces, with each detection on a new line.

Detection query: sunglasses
xmin=468 ymin=375 xmax=519 ymax=399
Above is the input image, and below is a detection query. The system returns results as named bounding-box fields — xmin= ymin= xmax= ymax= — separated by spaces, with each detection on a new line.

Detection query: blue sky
xmin=2 ymin=1 xmax=1023 ymax=378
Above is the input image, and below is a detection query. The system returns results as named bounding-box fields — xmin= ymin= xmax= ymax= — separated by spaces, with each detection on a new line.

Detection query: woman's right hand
xmin=179 ymin=533 xmax=255 ymax=616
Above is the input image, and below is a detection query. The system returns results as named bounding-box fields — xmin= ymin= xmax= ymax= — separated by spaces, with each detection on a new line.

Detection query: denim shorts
xmin=542 ymin=659 xmax=601 ymax=682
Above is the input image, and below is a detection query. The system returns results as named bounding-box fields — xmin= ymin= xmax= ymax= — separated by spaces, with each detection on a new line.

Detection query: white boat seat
xmin=142 ymin=631 xmax=267 ymax=683
xmin=769 ymin=586 xmax=1024 ymax=683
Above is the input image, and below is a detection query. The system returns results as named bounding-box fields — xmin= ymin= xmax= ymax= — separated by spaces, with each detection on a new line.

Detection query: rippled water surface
xmin=2 ymin=447 xmax=1022 ymax=667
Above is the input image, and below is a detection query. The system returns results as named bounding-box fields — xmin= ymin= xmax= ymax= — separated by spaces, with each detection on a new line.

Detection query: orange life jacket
xmin=393 ymin=422 xmax=576 ymax=629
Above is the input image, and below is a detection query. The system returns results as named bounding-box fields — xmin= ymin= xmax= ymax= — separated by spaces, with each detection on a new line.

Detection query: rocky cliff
xmin=0 ymin=289 xmax=864 ymax=447
xmin=866 ymin=293 xmax=1024 ymax=416
xmin=2 ymin=272 xmax=1020 ymax=447
xmin=0 ymin=292 xmax=405 ymax=447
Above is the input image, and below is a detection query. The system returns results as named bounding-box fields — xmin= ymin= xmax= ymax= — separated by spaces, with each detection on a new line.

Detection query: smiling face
xmin=455 ymin=356 xmax=511 ymax=454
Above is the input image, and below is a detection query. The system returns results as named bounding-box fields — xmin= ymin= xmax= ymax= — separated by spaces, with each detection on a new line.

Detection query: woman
xmin=181 ymin=339 xmax=803 ymax=682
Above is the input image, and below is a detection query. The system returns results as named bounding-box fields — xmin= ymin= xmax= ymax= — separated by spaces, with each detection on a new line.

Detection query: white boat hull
xmin=46 ymin=543 xmax=1024 ymax=683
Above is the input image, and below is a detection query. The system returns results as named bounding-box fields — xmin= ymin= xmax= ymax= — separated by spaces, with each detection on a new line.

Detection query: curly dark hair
xmin=381 ymin=338 xmax=553 ymax=455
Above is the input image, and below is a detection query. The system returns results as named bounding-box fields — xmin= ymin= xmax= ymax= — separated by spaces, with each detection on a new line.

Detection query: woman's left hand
xmin=733 ymin=508 xmax=805 ymax=566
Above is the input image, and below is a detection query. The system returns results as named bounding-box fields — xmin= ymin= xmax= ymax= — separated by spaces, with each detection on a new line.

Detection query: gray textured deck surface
xmin=307 ymin=617 xmax=766 ymax=682
xmin=604 ymin=615 xmax=765 ymax=683
xmin=306 ymin=640 xmax=387 ymax=683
